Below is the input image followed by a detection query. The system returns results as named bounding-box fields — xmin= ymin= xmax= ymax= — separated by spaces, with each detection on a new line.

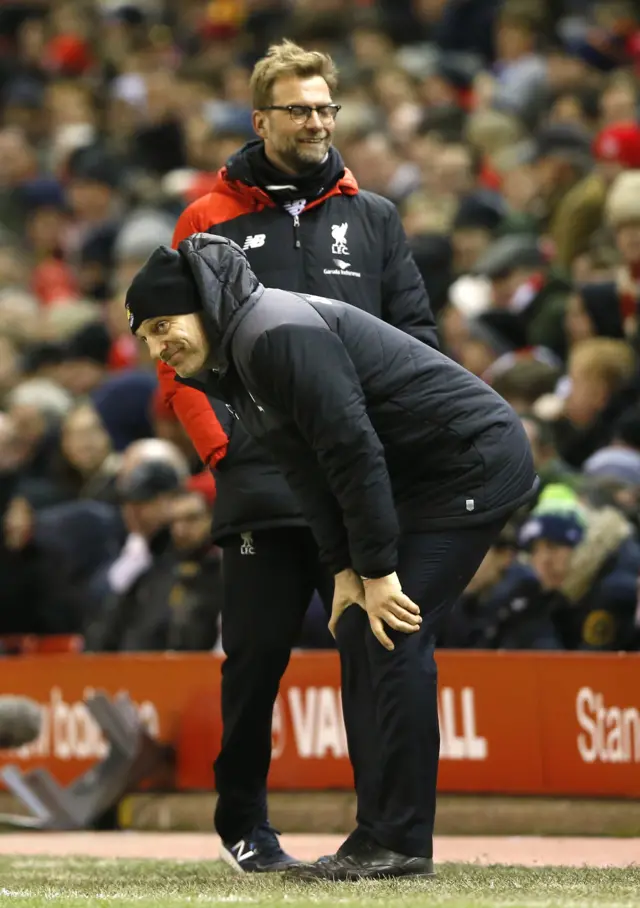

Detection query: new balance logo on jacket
xmin=243 ymin=234 xmax=266 ymax=250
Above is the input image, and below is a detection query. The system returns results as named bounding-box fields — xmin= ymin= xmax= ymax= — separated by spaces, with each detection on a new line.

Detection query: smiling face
xmin=136 ymin=314 xmax=211 ymax=377
xmin=252 ymin=75 xmax=337 ymax=175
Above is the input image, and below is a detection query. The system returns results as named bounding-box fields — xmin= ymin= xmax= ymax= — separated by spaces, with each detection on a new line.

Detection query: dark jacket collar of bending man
xmin=127 ymin=232 xmax=538 ymax=583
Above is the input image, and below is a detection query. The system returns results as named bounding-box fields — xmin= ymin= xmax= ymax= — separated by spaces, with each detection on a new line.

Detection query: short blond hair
xmin=569 ymin=338 xmax=636 ymax=392
xmin=250 ymin=39 xmax=338 ymax=109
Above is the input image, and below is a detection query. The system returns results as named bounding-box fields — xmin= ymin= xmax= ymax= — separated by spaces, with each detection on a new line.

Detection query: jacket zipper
xmin=293 ymin=214 xmax=301 ymax=249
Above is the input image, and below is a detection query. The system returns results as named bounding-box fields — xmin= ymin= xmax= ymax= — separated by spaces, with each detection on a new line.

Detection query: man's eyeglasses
xmin=259 ymin=104 xmax=341 ymax=125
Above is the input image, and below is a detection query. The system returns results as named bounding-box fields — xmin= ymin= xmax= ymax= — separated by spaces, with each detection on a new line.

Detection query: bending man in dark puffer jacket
xmin=125 ymin=234 xmax=538 ymax=882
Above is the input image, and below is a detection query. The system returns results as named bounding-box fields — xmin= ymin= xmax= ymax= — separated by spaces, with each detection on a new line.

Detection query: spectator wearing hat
xmin=441 ymin=521 xmax=563 ymax=650
xmin=593 ymin=122 xmax=640 ymax=186
xmin=537 ymin=487 xmax=640 ymax=653
xmin=472 ymin=233 xmax=571 ymax=356
xmin=450 ymin=192 xmax=506 ymax=274
xmin=54 ymin=321 xmax=113 ymax=396
xmin=510 ymin=489 xmax=588 ymax=647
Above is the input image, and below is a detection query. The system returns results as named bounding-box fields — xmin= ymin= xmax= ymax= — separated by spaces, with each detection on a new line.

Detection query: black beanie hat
xmin=64 ymin=322 xmax=112 ymax=365
xmin=125 ymin=246 xmax=202 ymax=334
xmin=578 ymin=282 xmax=625 ymax=340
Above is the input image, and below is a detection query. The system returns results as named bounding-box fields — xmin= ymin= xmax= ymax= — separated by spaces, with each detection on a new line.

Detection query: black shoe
xmin=317 ymin=826 xmax=371 ymax=863
xmin=286 ymin=841 xmax=435 ymax=882
xmin=220 ymin=823 xmax=301 ymax=873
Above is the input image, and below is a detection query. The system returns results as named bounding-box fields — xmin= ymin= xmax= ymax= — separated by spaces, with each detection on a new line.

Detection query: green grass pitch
xmin=0 ymin=856 xmax=638 ymax=908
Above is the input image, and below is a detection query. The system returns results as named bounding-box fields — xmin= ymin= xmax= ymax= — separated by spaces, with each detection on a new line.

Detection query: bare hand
xmin=363 ymin=573 xmax=422 ymax=651
xmin=329 ymin=569 xmax=366 ymax=638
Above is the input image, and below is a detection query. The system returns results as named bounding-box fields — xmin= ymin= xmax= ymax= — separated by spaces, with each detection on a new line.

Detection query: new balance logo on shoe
xmin=219 ymin=826 xmax=299 ymax=873
xmin=243 ymin=234 xmax=266 ymax=250
xmin=234 ymin=840 xmax=257 ymax=863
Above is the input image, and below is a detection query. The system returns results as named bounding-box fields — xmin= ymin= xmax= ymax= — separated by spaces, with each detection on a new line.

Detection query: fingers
xmin=384 ymin=614 xmax=421 ymax=635
xmin=396 ymin=592 xmax=421 ymax=614
xmin=387 ymin=601 xmax=422 ymax=626
xmin=369 ymin=615 xmax=394 ymax=651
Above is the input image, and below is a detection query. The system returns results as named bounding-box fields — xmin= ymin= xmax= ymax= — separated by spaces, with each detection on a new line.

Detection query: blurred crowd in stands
xmin=1 ymin=0 xmax=640 ymax=654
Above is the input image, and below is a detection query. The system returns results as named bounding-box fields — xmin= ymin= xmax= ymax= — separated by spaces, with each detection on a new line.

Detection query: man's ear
xmin=252 ymin=110 xmax=267 ymax=138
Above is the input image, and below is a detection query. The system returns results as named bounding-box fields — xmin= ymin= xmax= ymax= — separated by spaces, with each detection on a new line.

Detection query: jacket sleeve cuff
xmin=355 ymin=558 xmax=398 ymax=580
xmin=327 ymin=553 xmax=352 ymax=576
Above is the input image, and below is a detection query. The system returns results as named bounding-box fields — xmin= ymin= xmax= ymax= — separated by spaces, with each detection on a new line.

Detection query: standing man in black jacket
xmin=157 ymin=41 xmax=439 ymax=871
xmin=126 ymin=235 xmax=538 ymax=881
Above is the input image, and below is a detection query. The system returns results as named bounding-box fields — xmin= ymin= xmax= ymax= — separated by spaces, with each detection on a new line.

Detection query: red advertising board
xmin=0 ymin=651 xmax=638 ymax=797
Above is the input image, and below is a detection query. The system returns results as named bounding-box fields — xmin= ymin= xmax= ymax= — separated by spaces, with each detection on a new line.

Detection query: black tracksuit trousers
xmin=214 ymin=519 xmax=506 ymax=857
xmin=214 ymin=528 xmax=333 ymax=843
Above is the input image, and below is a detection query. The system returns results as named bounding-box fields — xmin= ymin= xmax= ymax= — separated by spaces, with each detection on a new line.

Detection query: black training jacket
xmin=152 ymin=235 xmax=538 ymax=576
xmin=167 ymin=147 xmax=439 ymax=542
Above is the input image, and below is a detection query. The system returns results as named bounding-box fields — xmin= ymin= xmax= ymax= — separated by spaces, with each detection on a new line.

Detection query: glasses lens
xmin=288 ymin=105 xmax=339 ymax=124
xmin=318 ymin=105 xmax=339 ymax=122
xmin=289 ymin=106 xmax=309 ymax=124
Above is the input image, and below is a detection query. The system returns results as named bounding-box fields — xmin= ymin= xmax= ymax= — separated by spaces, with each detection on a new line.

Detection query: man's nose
xmin=305 ymin=110 xmax=323 ymax=129
xmin=147 ymin=339 xmax=164 ymax=361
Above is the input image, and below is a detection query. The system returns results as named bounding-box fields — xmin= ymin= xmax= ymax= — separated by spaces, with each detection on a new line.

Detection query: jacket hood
xmin=561 ymin=505 xmax=634 ymax=603
xmin=178 ymin=233 xmax=264 ymax=373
